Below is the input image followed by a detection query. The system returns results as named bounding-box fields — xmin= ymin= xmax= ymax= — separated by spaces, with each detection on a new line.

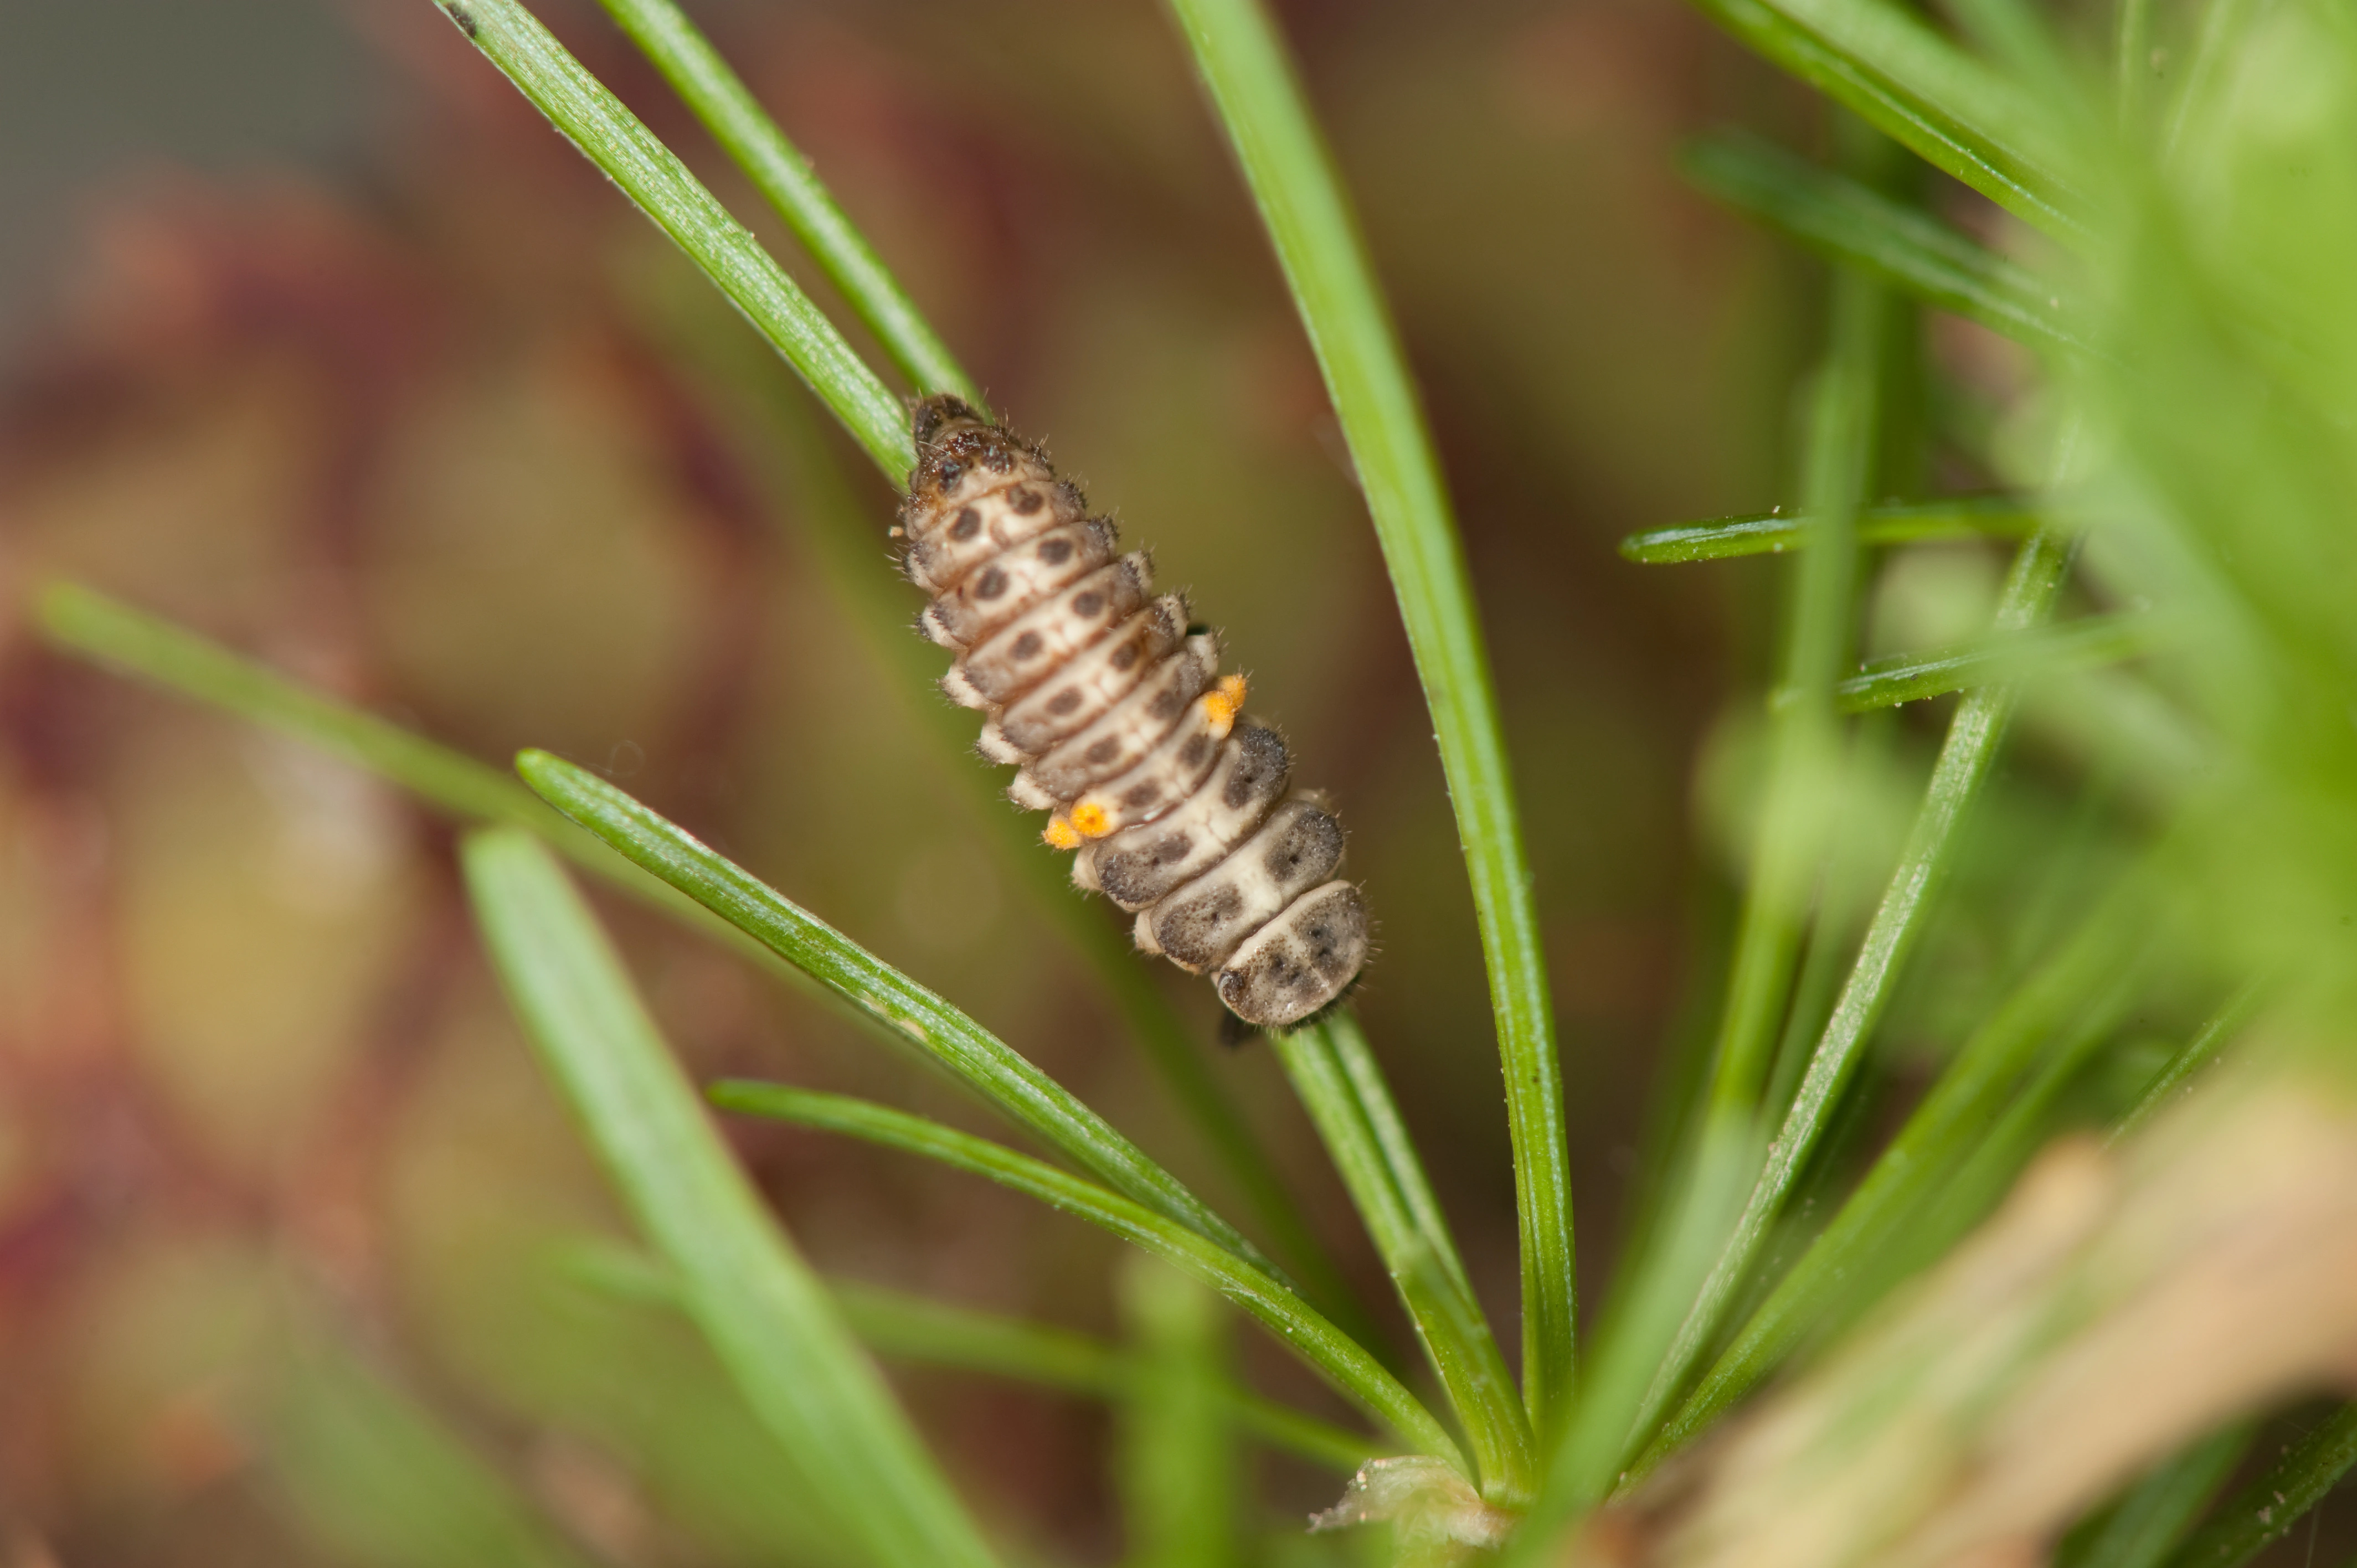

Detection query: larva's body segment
xmin=897 ymin=395 xmax=1369 ymax=1030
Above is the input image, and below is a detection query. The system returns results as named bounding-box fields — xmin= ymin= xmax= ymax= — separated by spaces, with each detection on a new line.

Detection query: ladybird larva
xmin=898 ymin=395 xmax=1370 ymax=1030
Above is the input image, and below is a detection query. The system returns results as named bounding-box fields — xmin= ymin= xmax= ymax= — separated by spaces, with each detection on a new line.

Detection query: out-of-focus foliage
xmin=0 ymin=2 xmax=1785 ymax=1561
xmin=20 ymin=0 xmax=2357 ymax=1555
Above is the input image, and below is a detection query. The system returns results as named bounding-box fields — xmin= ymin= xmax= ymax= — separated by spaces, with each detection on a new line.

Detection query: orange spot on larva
xmin=1069 ymin=801 xmax=1113 ymax=838
xmin=1202 ymin=674 xmax=1248 ymax=737
xmin=1042 ymin=816 xmax=1083 ymax=850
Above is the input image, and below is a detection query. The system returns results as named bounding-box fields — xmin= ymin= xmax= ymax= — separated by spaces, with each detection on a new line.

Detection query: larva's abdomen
xmin=897 ymin=395 xmax=1369 ymax=1031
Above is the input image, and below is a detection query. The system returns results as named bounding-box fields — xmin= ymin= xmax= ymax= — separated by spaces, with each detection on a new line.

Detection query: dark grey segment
xmin=1216 ymin=883 xmax=1370 ymax=1028
xmin=1147 ymin=878 xmax=1251 ymax=972
xmin=1141 ymin=798 xmax=1345 ymax=971
xmin=1263 ymin=804 xmax=1344 ymax=885
xmin=1224 ymin=724 xmax=1289 ymax=809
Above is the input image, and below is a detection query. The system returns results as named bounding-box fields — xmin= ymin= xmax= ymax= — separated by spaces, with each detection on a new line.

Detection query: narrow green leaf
xmin=1684 ymin=133 xmax=2083 ymax=354
xmin=551 ymin=1239 xmax=1376 ymax=1472
xmin=1645 ymin=863 xmax=2145 ymax=1467
xmin=1814 ymin=613 xmax=2158 ymax=713
xmin=2164 ymin=1406 xmax=2357 ymax=1568
xmin=262 ymin=1322 xmax=599 ymax=1568
xmin=428 ymin=0 xmax=910 ymax=476
xmin=2057 ymin=1424 xmax=2252 ymax=1568
xmin=1632 ymin=524 xmax=2078 ymax=1464
xmin=1503 ymin=1123 xmax=1754 ymax=1563
xmin=2112 ymin=979 xmax=2263 ymax=1140
xmin=1704 ymin=266 xmax=1886 ymax=1129
xmin=1619 ymin=267 xmax=1888 ymax=1469
xmin=460 ymin=828 xmax=999 ymax=1568
xmin=1325 ymin=1012 xmax=1478 ymax=1303
xmin=1118 ymin=1257 xmax=1239 ymax=1568
xmin=588 ymin=0 xmax=976 ymax=402
xmin=516 ymin=747 xmax=1277 ymax=1279
xmin=34 ymin=582 xmax=891 ymax=1035
xmin=38 ymin=583 xmax=559 ymax=839
xmin=709 ymin=1080 xmax=1462 ymax=1466
xmin=1272 ymin=1023 xmax=1534 ymax=1504
xmin=1163 ymin=0 xmax=1577 ymax=1432
xmin=1686 ymin=0 xmax=2086 ymax=235
xmin=1619 ymin=494 xmax=2037 ymax=563
xmin=838 ymin=1277 xmax=1376 ymax=1474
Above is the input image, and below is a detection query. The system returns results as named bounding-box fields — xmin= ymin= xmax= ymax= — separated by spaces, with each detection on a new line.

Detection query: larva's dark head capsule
xmin=912 ymin=393 xmax=986 ymax=448
xmin=895 ymin=399 xmax=1371 ymax=1035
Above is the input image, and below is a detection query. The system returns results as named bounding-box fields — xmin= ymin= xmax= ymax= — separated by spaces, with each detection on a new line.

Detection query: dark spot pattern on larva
xmin=1266 ymin=807 xmax=1343 ymax=882
xmin=901 ymin=394 xmax=1368 ymax=1029
xmin=1226 ymin=726 xmax=1288 ymax=808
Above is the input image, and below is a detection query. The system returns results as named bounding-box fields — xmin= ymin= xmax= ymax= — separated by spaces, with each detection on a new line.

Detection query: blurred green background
xmin=0 ymin=0 xmax=1844 ymax=1560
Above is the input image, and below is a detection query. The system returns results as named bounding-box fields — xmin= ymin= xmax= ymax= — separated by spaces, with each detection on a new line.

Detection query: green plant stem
xmin=1643 ymin=857 xmax=2143 ymax=1469
xmin=2112 ymin=978 xmax=2264 ymax=1139
xmin=1760 ymin=719 xmax=1895 ymax=1121
xmin=1703 ymin=269 xmax=1885 ymax=1132
xmin=2161 ymin=0 xmax=2260 ymax=156
xmin=1682 ymin=0 xmax=2083 ymax=236
xmin=265 ymin=1315 xmax=601 ymax=1568
xmin=1163 ymin=0 xmax=1576 ymax=1432
xmin=2057 ymin=1424 xmax=2252 ymax=1568
xmin=1616 ymin=266 xmax=1885 ymax=1472
xmin=33 ymin=584 xmax=923 ymax=1044
xmin=553 ymin=1239 xmax=1375 ymax=1471
xmin=2164 ymin=1406 xmax=2357 ymax=1568
xmin=1629 ymin=522 xmax=2077 ymax=1463
xmin=1504 ymin=1125 xmax=1754 ymax=1562
xmin=711 ymin=1081 xmax=1461 ymax=1466
xmin=38 ymin=585 xmax=560 ymax=842
xmin=1119 ymin=1258 xmax=1238 ymax=1568
xmin=1323 ymin=1012 xmax=1477 ymax=1301
xmin=516 ymin=749 xmax=1278 ymax=1280
xmin=1271 ymin=1024 xmax=1533 ymax=1504
xmin=2113 ymin=0 xmax=2158 ymax=131
xmin=1620 ymin=494 xmax=2036 ymax=563
xmin=461 ymin=829 xmax=1000 ymax=1568
xmin=588 ymin=0 xmax=976 ymax=401
xmin=842 ymin=1278 xmax=1373 ymax=1473
xmin=1813 ymin=613 xmax=2157 ymax=713
xmin=1684 ymin=133 xmax=2083 ymax=353
xmin=429 ymin=0 xmax=910 ymax=476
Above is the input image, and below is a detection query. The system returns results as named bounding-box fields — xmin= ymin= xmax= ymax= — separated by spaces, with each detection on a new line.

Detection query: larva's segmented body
xmin=897 ymin=396 xmax=1370 ymax=1030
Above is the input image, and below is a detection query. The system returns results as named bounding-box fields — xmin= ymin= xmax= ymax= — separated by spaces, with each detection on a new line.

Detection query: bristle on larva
xmin=898 ymin=394 xmax=1369 ymax=1031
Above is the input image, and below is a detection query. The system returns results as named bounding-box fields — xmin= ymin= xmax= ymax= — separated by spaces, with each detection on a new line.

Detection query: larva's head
xmin=912 ymin=393 xmax=987 ymax=448
xmin=905 ymin=395 xmax=1052 ymax=514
